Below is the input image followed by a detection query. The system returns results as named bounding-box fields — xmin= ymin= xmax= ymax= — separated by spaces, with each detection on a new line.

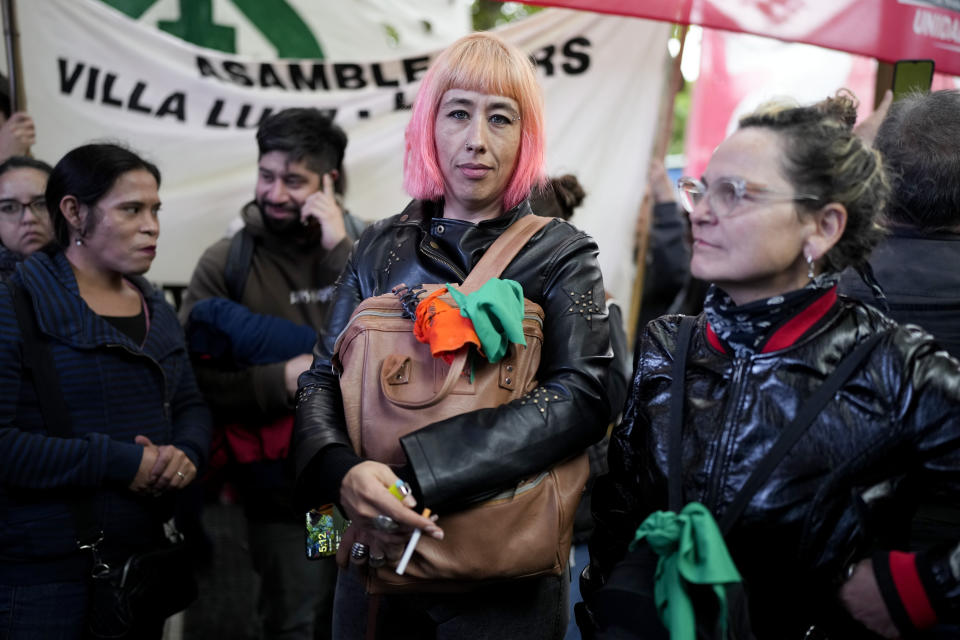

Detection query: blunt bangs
xmin=403 ymin=32 xmax=545 ymax=211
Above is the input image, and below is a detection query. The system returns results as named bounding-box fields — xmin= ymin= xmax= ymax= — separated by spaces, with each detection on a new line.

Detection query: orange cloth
xmin=413 ymin=287 xmax=481 ymax=364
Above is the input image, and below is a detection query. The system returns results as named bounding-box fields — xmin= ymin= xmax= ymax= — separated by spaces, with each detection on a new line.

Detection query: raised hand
xmin=301 ymin=173 xmax=347 ymax=251
xmin=0 ymin=112 xmax=36 ymax=160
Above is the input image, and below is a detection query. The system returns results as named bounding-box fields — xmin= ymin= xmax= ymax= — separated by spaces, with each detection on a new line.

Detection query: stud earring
xmin=75 ymin=238 xmax=83 ymax=247
xmin=806 ymin=253 xmax=815 ymax=281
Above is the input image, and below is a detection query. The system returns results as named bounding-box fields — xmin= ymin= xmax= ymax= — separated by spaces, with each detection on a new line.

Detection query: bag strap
xmin=458 ymin=214 xmax=552 ymax=295
xmin=224 ymin=227 xmax=256 ymax=302
xmin=668 ymin=316 xmax=696 ymax=512
xmin=6 ymin=280 xmax=103 ymax=548
xmin=717 ymin=330 xmax=886 ymax=534
xmin=7 ymin=280 xmax=72 ymax=437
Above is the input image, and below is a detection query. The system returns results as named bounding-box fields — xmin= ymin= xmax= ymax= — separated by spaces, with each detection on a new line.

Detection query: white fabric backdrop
xmin=19 ymin=1 xmax=669 ymax=304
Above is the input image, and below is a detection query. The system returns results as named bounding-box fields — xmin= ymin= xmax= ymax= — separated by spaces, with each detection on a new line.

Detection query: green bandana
xmin=630 ymin=502 xmax=742 ymax=640
xmin=446 ymin=278 xmax=526 ymax=363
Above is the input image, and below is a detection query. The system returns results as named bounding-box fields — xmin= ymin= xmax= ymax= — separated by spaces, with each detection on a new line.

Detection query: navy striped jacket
xmin=0 ymin=250 xmax=210 ymax=583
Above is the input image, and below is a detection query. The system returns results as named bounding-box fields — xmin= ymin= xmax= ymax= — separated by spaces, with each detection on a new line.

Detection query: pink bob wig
xmin=403 ymin=32 xmax=546 ymax=212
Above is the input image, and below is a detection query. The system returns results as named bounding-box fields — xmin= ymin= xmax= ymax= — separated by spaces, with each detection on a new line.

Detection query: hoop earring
xmin=806 ymin=253 xmax=815 ymax=281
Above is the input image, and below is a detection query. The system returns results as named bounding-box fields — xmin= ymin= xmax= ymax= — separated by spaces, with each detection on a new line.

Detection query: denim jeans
xmin=333 ymin=565 xmax=569 ymax=640
xmin=0 ymin=581 xmax=87 ymax=640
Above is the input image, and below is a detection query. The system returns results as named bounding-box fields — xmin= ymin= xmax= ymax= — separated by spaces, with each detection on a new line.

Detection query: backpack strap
xmin=224 ymin=227 xmax=256 ymax=302
xmin=5 ymin=279 xmax=103 ymax=548
xmin=344 ymin=211 xmax=366 ymax=242
xmin=458 ymin=214 xmax=552 ymax=295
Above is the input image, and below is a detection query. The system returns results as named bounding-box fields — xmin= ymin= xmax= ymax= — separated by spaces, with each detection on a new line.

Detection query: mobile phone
xmin=305 ymin=504 xmax=347 ymax=560
xmin=892 ymin=59 xmax=934 ymax=101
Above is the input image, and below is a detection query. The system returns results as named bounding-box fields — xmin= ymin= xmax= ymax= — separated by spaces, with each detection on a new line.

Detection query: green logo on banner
xmin=98 ymin=0 xmax=325 ymax=59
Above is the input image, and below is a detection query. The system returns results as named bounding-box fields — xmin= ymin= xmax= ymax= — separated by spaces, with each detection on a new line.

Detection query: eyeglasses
xmin=0 ymin=198 xmax=48 ymax=220
xmin=676 ymin=176 xmax=820 ymax=218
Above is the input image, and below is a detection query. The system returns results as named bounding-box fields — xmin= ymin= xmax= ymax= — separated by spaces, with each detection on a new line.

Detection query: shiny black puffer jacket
xmin=591 ymin=296 xmax=960 ymax=638
xmin=294 ymin=200 xmax=612 ymax=512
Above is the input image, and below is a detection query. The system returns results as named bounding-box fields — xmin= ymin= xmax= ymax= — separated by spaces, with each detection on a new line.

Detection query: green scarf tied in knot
xmin=629 ymin=501 xmax=742 ymax=640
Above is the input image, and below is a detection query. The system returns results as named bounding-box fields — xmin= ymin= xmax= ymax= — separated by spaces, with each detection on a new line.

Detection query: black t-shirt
xmin=101 ymin=308 xmax=147 ymax=346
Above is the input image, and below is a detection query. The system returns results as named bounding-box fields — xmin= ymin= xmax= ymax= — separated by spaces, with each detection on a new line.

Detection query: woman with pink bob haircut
xmin=403 ymin=31 xmax=546 ymax=213
xmin=294 ymin=31 xmax=613 ymax=640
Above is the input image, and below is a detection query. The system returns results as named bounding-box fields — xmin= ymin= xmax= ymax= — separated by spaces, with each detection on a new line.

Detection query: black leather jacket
xmin=591 ymin=295 xmax=960 ymax=638
xmin=294 ymin=199 xmax=613 ymax=512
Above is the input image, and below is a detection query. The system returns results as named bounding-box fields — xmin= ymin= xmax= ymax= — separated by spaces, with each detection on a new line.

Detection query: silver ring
xmin=176 ymin=471 xmax=186 ymax=479
xmin=368 ymin=553 xmax=386 ymax=568
xmin=373 ymin=514 xmax=399 ymax=532
xmin=350 ymin=542 xmax=370 ymax=563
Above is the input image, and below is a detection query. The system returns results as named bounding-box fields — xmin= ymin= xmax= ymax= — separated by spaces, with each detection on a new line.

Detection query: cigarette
xmin=395 ymin=508 xmax=431 ymax=576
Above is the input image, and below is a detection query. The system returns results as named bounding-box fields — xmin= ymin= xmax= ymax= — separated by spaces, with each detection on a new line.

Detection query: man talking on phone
xmin=180 ymin=108 xmax=364 ymax=639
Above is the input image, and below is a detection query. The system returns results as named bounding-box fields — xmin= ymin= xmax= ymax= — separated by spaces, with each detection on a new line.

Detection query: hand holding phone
xmin=892 ymin=59 xmax=935 ymax=101
xmin=301 ymin=172 xmax=347 ymax=250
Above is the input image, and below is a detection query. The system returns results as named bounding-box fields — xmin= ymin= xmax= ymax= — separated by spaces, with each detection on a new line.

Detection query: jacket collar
xmin=392 ymin=199 xmax=533 ymax=230
xmin=706 ymin=287 xmax=840 ymax=356
xmin=16 ymin=250 xmax=180 ymax=359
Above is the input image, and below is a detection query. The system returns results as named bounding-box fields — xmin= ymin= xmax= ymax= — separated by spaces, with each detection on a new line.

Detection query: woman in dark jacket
xmin=585 ymin=94 xmax=960 ymax=639
xmin=0 ymin=144 xmax=210 ymax=638
xmin=294 ymin=32 xmax=612 ymax=639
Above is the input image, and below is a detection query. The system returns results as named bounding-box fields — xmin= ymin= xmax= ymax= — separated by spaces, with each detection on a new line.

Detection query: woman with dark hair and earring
xmin=0 ymin=143 xmax=210 ymax=638
xmin=582 ymin=93 xmax=960 ymax=639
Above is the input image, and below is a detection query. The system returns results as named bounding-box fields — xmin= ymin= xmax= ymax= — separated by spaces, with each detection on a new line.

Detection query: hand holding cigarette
xmin=396 ymin=508 xmax=432 ymax=575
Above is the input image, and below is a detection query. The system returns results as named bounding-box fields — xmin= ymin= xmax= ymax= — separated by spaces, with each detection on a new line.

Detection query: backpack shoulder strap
xmin=224 ymin=227 xmax=256 ymax=302
xmin=459 ymin=215 xmax=553 ymax=295
xmin=343 ymin=211 xmax=366 ymax=242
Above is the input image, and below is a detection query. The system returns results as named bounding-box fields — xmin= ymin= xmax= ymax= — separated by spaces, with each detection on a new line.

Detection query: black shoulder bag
xmin=590 ymin=316 xmax=886 ymax=640
xmin=7 ymin=280 xmax=197 ymax=639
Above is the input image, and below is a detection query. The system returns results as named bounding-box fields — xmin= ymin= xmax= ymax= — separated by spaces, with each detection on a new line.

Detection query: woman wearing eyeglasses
xmin=0 ymin=156 xmax=54 ymax=280
xmin=581 ymin=93 xmax=960 ymax=639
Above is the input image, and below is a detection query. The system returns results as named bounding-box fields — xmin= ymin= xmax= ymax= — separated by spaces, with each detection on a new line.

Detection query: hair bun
xmin=552 ymin=174 xmax=586 ymax=211
xmin=814 ymin=90 xmax=859 ymax=128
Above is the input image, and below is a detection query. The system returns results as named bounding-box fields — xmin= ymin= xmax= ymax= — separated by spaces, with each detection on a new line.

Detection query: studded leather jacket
xmin=590 ymin=294 xmax=960 ymax=638
xmin=293 ymin=199 xmax=613 ymax=512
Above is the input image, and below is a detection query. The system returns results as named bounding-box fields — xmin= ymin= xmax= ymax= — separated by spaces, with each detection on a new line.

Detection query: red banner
xmin=683 ymin=28 xmax=879 ymax=178
xmin=523 ymin=0 xmax=960 ymax=76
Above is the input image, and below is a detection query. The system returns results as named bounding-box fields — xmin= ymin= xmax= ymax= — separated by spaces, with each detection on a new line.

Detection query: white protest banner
xmin=19 ymin=1 xmax=669 ymax=305
xmin=109 ymin=0 xmax=472 ymax=61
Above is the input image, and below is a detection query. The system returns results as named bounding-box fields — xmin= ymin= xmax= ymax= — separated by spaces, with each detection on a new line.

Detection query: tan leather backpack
xmin=332 ymin=214 xmax=589 ymax=592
